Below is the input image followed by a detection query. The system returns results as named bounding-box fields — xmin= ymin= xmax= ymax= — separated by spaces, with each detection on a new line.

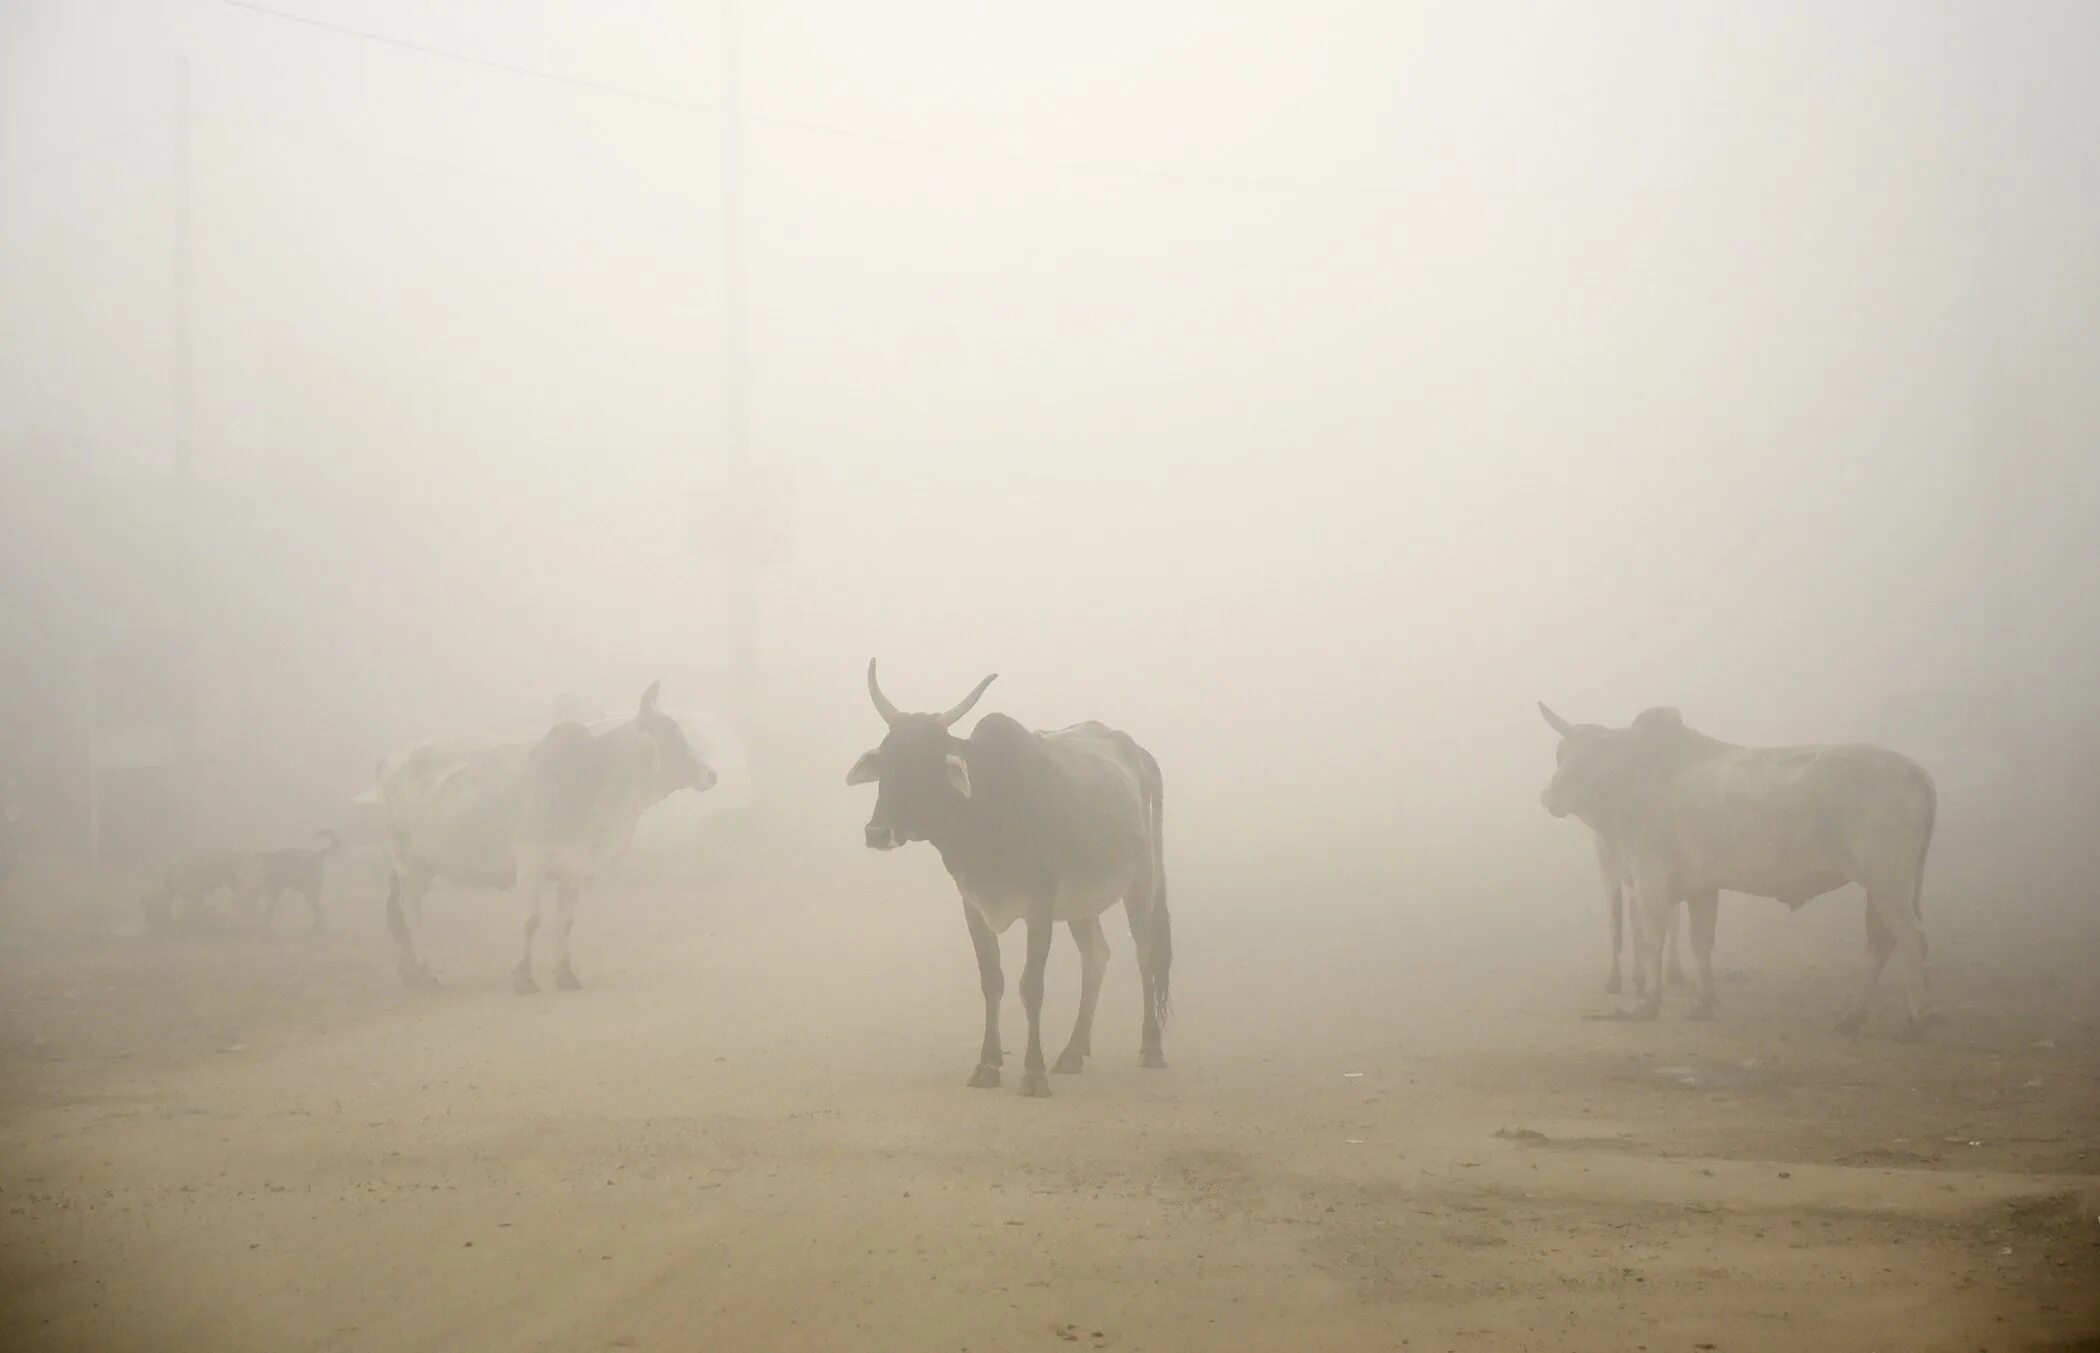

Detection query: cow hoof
xmin=1632 ymin=1003 xmax=1660 ymax=1023
xmin=1666 ymin=968 xmax=1689 ymax=990
xmin=513 ymin=971 xmax=538 ymax=995
xmin=1018 ymin=1070 xmax=1052 ymax=1098
xmin=966 ymin=1065 xmax=1001 ymax=1089
xmin=1140 ymin=1049 xmax=1168 ymax=1070
xmin=1895 ymin=1018 xmax=1924 ymax=1043
xmin=1687 ymin=1001 xmax=1715 ymax=1022
xmin=1604 ymin=972 xmax=1622 ymax=995
xmin=554 ymin=966 xmax=581 ymax=992
xmin=1835 ymin=1012 xmax=1864 ymax=1037
xmin=1052 ymin=1050 xmax=1086 ymax=1074
xmin=417 ymin=973 xmax=441 ymax=992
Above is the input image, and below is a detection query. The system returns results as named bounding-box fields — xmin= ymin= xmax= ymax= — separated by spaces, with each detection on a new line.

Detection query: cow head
xmin=633 ymin=680 xmax=718 ymax=798
xmin=846 ymin=660 xmax=996 ymax=851
xmin=1539 ymin=703 xmax=1683 ymax=822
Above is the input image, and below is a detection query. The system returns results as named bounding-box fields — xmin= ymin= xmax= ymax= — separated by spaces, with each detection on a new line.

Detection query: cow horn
xmin=939 ymin=673 xmax=998 ymax=728
xmin=1538 ymin=702 xmax=1574 ymax=737
xmin=867 ymin=659 xmax=901 ymax=727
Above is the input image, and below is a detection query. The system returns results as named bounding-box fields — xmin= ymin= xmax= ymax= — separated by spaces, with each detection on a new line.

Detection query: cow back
xmin=1660 ymin=742 xmax=1935 ymax=902
xmin=378 ymin=738 xmax=529 ymax=886
xmin=517 ymin=722 xmax=658 ymax=869
xmin=948 ymin=716 xmax=1151 ymax=897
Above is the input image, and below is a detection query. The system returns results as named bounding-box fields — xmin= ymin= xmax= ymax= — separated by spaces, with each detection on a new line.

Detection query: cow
xmin=1539 ymin=705 xmax=1937 ymax=1037
xmin=848 ymin=661 xmax=1171 ymax=1098
xmin=374 ymin=681 xmax=716 ymax=992
xmin=1539 ymin=706 xmax=1689 ymax=997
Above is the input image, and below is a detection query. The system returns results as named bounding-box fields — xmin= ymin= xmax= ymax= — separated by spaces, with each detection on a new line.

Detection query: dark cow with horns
xmin=848 ymin=662 xmax=1171 ymax=1098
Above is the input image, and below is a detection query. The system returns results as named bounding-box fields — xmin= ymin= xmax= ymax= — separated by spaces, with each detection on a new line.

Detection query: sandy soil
xmin=2 ymin=846 xmax=2098 ymax=1352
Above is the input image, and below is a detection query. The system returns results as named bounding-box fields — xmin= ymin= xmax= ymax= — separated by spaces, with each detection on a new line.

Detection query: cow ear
xmin=1538 ymin=702 xmax=1574 ymax=737
xmin=638 ymin=680 xmax=662 ymax=715
xmin=846 ymin=750 xmax=882 ymax=787
xmin=944 ymin=752 xmax=972 ymax=799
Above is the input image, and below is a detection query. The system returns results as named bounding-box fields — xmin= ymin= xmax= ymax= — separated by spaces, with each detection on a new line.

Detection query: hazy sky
xmin=3 ymin=2 xmax=2096 ymax=888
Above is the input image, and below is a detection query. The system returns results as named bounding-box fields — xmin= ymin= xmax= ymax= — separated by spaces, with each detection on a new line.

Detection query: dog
xmin=243 ymin=829 xmax=340 ymax=935
xmin=141 ymin=848 xmax=254 ymax=935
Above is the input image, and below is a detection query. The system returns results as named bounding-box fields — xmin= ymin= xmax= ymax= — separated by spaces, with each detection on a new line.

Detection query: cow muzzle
xmin=865 ymin=821 xmax=901 ymax=851
xmin=1540 ymin=788 xmax=1568 ymax=819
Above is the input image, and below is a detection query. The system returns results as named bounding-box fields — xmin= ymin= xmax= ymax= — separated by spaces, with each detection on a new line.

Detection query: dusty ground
xmin=2 ymin=844 xmax=2098 ymax=1352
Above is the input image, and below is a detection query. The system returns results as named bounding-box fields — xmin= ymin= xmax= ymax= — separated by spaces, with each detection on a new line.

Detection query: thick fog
xmin=5 ymin=0 xmax=2099 ymax=906
xmin=11 ymin=7 xmax=2100 ymax=1349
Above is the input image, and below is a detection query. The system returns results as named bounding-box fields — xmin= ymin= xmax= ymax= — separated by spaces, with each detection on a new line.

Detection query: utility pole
xmin=174 ymin=57 xmax=194 ymax=485
xmin=719 ymin=0 xmax=759 ymax=790
xmin=170 ymin=54 xmax=199 ymax=851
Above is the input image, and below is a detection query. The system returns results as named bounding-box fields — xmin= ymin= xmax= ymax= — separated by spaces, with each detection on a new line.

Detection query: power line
xmin=212 ymin=0 xmax=710 ymax=111
xmin=210 ymin=0 xmax=1425 ymax=197
xmin=752 ymin=110 xmax=1418 ymax=196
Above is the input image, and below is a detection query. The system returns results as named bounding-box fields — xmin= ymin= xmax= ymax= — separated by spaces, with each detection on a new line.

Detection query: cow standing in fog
xmin=1539 ymin=705 xmax=1688 ymax=998
xmin=1540 ymin=705 xmax=1937 ymax=1037
xmin=374 ymin=682 xmax=716 ymax=991
xmin=848 ymin=662 xmax=1171 ymax=1098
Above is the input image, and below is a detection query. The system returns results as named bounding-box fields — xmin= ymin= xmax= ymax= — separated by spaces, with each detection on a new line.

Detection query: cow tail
xmin=1142 ymin=745 xmax=1171 ymax=1031
xmin=314 ymin=828 xmax=342 ymax=858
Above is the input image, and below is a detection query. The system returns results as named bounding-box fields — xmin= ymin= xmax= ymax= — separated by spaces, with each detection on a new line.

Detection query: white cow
xmin=1540 ymin=705 xmax=1936 ymax=1037
xmin=374 ymin=682 xmax=716 ymax=991
xmin=1540 ymin=706 xmax=1688 ymax=997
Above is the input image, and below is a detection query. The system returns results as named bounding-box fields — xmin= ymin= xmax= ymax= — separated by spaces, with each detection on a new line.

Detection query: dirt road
xmin=3 ymin=850 xmax=2097 ymax=1351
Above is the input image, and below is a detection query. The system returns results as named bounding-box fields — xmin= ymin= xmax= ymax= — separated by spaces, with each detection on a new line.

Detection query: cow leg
xmin=1664 ymin=902 xmax=1689 ymax=988
xmin=1630 ymin=868 xmax=1673 ymax=1020
xmin=306 ymin=884 xmax=326 ymax=934
xmin=386 ymin=868 xmax=438 ymax=990
xmin=513 ymin=870 xmax=544 ymax=995
xmin=1685 ymin=891 xmax=1720 ymax=1019
xmin=1839 ymin=901 xmax=1895 ymax=1036
xmin=961 ymin=899 xmax=1004 ymax=1089
xmin=1053 ymin=917 xmax=1110 ymax=1074
xmin=1604 ymin=874 xmax=1625 ymax=995
xmin=1843 ymin=891 xmax=1927 ymax=1039
xmin=551 ymin=880 xmax=582 ymax=990
xmin=1017 ymin=914 xmax=1054 ymax=1098
xmin=1892 ymin=910 xmax=1928 ymax=1040
xmin=1626 ymin=892 xmax=1653 ymax=1000
xmin=259 ymin=887 xmax=282 ymax=939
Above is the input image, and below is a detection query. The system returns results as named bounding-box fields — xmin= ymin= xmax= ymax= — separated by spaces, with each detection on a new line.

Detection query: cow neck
xmin=1577 ymin=803 xmax=1642 ymax=848
xmin=603 ymin=722 xmax=669 ymax=806
xmin=1617 ymin=728 xmax=1728 ymax=838
xmin=923 ymin=788 xmax=997 ymax=880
